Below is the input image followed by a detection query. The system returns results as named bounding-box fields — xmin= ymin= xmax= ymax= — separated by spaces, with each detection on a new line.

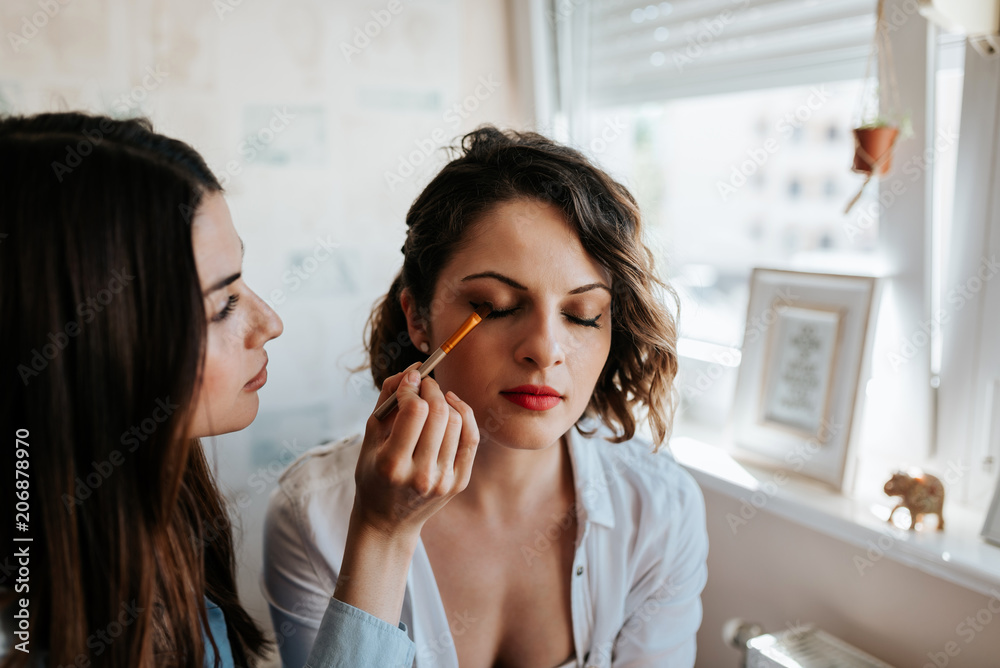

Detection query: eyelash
xmin=213 ymin=294 xmax=239 ymax=322
xmin=471 ymin=302 xmax=602 ymax=329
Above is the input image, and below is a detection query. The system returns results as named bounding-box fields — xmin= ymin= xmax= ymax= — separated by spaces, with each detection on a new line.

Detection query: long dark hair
xmin=362 ymin=126 xmax=680 ymax=447
xmin=0 ymin=113 xmax=270 ymax=666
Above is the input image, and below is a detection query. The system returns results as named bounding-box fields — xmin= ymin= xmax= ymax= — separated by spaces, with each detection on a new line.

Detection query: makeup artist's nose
xmin=515 ymin=310 xmax=565 ymax=370
xmin=247 ymin=290 xmax=283 ymax=347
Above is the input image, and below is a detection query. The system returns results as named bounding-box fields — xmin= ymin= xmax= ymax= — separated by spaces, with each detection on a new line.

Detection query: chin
xmin=235 ymin=396 xmax=261 ymax=430
xmin=192 ymin=396 xmax=260 ymax=439
xmin=478 ymin=418 xmax=571 ymax=451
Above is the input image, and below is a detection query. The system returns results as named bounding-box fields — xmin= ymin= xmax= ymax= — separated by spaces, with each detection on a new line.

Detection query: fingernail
xmin=406 ymin=370 xmax=420 ymax=385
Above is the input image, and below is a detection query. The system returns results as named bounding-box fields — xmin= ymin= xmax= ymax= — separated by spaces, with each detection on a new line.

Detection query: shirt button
xmin=576 ymin=565 xmax=584 ymax=576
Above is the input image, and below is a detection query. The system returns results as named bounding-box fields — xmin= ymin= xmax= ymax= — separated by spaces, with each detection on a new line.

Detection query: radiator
xmin=744 ymin=625 xmax=896 ymax=668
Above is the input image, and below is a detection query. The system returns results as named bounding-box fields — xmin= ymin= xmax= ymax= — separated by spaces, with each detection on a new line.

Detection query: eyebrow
xmin=460 ymin=271 xmax=612 ymax=295
xmin=203 ymin=238 xmax=245 ymax=295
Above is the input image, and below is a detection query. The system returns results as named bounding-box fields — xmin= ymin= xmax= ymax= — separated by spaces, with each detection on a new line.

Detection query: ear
xmin=399 ymin=288 xmax=431 ymax=353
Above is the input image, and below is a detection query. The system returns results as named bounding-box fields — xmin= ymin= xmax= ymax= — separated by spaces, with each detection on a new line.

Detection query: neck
xmin=455 ymin=432 xmax=573 ymax=518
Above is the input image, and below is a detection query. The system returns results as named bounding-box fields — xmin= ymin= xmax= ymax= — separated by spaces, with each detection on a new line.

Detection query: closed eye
xmin=568 ymin=313 xmax=601 ymax=328
xmin=485 ymin=305 xmax=519 ymax=319
xmin=471 ymin=302 xmax=602 ymax=329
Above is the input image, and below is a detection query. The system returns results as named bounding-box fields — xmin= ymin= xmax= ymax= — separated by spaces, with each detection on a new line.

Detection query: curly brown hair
xmin=363 ymin=126 xmax=680 ymax=448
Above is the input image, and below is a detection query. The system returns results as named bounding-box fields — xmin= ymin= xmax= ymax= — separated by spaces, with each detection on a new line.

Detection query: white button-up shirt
xmin=262 ymin=425 xmax=709 ymax=668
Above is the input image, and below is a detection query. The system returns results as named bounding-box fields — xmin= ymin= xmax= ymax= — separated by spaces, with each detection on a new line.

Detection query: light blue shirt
xmin=0 ymin=595 xmax=412 ymax=667
xmin=202 ymin=596 xmax=414 ymax=668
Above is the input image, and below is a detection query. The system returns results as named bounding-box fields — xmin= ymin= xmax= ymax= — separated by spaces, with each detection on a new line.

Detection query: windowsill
xmin=669 ymin=435 xmax=1000 ymax=598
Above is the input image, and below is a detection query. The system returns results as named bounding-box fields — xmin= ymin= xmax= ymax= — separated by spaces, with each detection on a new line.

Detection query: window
xmin=543 ymin=0 xmax=981 ymax=501
xmin=582 ymin=80 xmax=876 ymax=349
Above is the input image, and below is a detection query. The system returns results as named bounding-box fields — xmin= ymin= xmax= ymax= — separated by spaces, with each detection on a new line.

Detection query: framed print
xmin=983 ymin=474 xmax=1000 ymax=547
xmin=731 ymin=269 xmax=879 ymax=491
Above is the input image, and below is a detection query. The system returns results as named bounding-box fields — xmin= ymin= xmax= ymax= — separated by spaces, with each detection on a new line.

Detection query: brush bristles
xmin=475 ymin=301 xmax=494 ymax=319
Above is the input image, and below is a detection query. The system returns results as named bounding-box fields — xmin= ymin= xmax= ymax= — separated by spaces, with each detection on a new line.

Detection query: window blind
xmin=583 ymin=0 xmax=878 ymax=107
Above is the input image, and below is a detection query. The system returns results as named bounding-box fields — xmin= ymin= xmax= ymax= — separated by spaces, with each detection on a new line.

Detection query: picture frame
xmin=983 ymin=474 xmax=1000 ymax=547
xmin=730 ymin=268 xmax=879 ymax=491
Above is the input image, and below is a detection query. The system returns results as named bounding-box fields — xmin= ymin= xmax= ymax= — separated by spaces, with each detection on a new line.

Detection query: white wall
xmin=10 ymin=2 xmax=1000 ymax=666
xmin=697 ymin=485 xmax=1000 ymax=668
xmin=1 ymin=0 xmax=528 ymax=657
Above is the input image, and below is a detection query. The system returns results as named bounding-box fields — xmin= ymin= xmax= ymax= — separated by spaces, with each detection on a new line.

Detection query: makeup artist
xmin=264 ymin=127 xmax=710 ymax=667
xmin=1 ymin=113 xmax=471 ymax=667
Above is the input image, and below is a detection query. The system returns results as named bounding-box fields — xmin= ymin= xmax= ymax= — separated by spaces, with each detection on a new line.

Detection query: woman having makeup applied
xmin=0 ymin=112 xmax=478 ymax=667
xmin=264 ymin=127 xmax=709 ymax=667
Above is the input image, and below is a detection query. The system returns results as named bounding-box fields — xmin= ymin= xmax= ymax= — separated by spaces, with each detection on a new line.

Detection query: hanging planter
xmin=844 ymin=0 xmax=910 ymax=214
xmin=852 ymin=122 xmax=899 ymax=175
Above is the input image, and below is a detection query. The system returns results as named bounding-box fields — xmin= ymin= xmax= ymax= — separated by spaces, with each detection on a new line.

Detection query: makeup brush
xmin=373 ymin=302 xmax=493 ymax=421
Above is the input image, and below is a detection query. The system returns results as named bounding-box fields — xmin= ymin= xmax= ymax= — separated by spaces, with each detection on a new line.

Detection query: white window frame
xmin=937 ymin=46 xmax=1000 ymax=510
xmin=526 ymin=0 xmax=976 ymax=493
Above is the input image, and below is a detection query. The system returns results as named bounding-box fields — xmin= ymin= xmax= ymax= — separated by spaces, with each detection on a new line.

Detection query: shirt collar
xmin=565 ymin=425 xmax=616 ymax=529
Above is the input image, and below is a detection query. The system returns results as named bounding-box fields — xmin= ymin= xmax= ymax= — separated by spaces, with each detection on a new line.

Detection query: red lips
xmin=500 ymin=385 xmax=562 ymax=411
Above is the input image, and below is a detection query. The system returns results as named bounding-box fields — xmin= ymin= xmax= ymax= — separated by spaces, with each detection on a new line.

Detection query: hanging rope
xmin=845 ymin=0 xmax=901 ymax=214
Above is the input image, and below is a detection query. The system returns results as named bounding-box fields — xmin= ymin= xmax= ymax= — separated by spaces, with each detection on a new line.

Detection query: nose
xmin=514 ymin=308 xmax=565 ymax=370
xmin=247 ymin=290 xmax=283 ymax=348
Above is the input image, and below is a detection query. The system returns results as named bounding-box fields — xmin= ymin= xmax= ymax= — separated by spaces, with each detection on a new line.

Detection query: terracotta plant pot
xmin=852 ymin=126 xmax=899 ymax=175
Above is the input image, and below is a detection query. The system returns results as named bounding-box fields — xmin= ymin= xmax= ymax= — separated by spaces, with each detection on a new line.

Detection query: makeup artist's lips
xmin=500 ymin=385 xmax=562 ymax=411
xmin=244 ymin=361 xmax=268 ymax=391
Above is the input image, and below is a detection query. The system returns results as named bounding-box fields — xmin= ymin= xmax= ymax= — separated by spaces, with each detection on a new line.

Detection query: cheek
xmin=430 ymin=335 xmax=500 ymax=400
xmin=569 ymin=327 xmax=612 ymax=374
xmin=200 ymin=325 xmax=244 ymax=399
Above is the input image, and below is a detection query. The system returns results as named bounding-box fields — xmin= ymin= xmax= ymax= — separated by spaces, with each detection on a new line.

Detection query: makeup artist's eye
xmin=212 ymin=294 xmax=240 ymax=322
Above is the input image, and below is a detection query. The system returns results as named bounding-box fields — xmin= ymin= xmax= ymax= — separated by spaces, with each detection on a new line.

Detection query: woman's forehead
xmin=441 ymin=203 xmax=612 ymax=290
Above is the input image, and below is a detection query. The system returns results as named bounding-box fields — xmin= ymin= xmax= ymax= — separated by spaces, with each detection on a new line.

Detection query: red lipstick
xmin=500 ymin=385 xmax=562 ymax=411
